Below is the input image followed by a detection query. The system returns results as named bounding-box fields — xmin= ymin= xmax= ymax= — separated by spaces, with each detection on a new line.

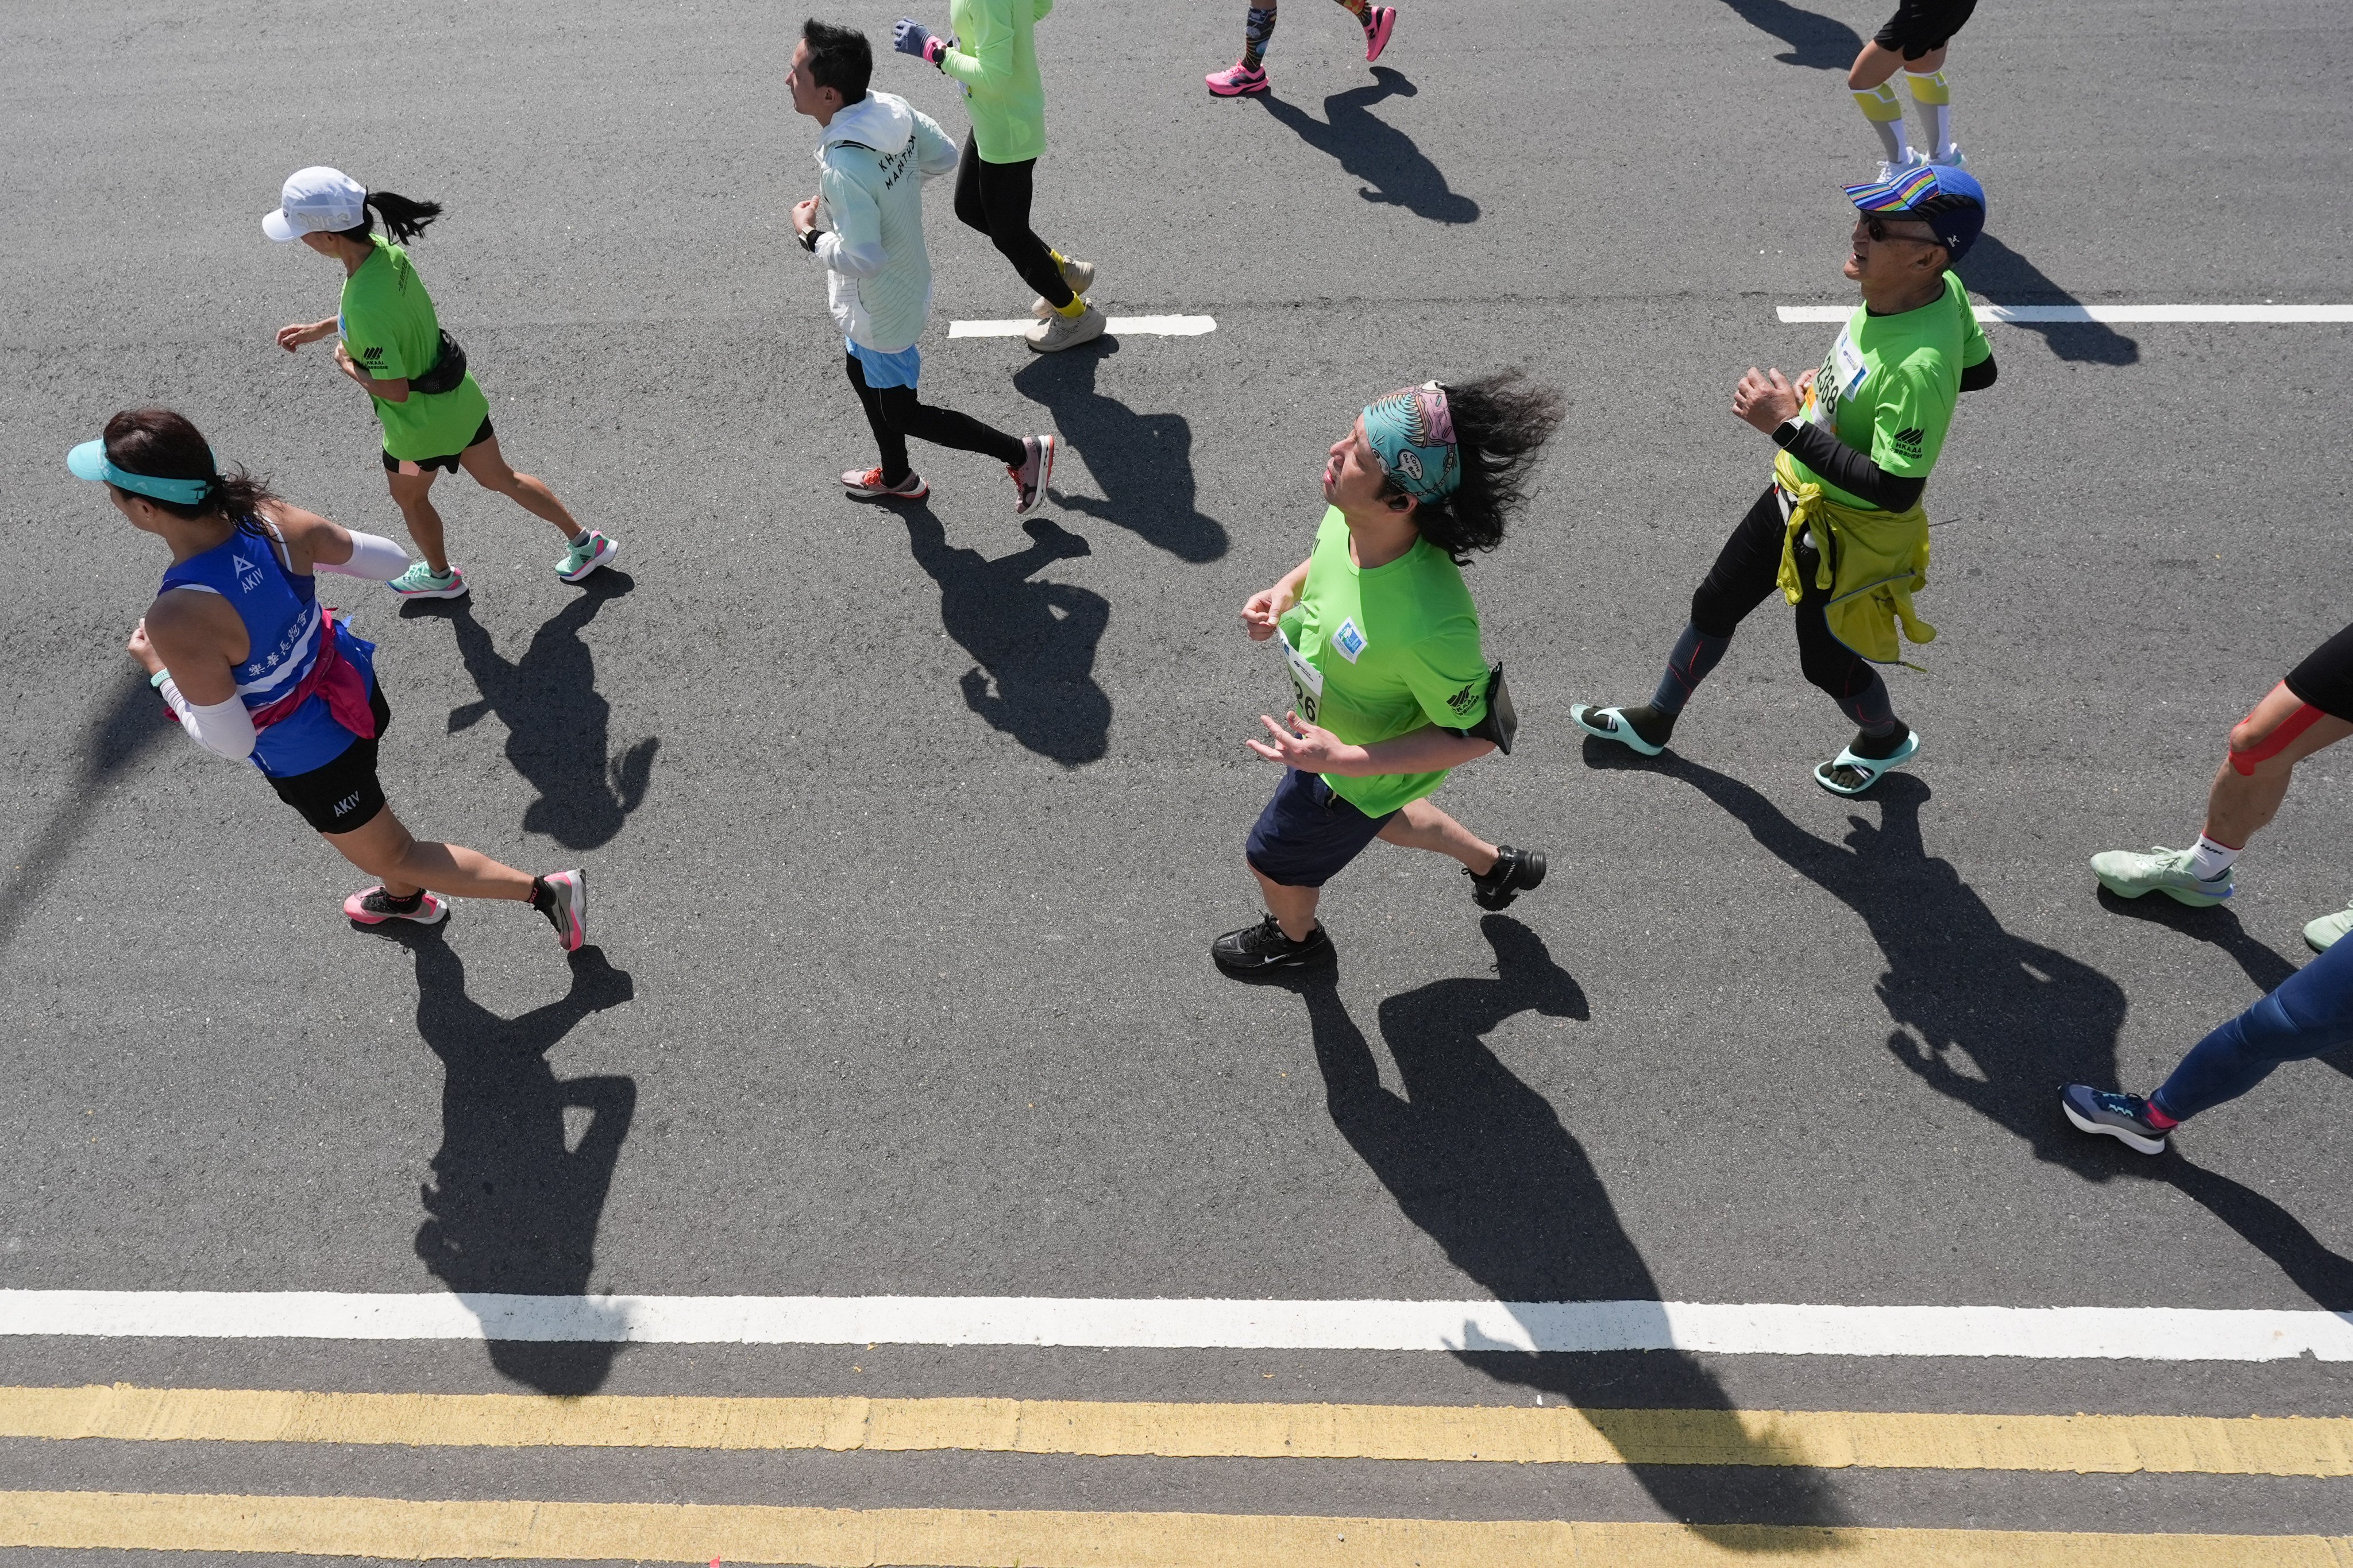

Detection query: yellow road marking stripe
xmin=3 ymin=1384 xmax=2350 ymax=1476
xmin=5 ymin=1490 xmax=2349 ymax=1566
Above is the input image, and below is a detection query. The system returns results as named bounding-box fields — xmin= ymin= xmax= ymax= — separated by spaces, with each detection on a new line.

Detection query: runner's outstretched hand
xmin=1248 ymin=712 xmax=1357 ymax=774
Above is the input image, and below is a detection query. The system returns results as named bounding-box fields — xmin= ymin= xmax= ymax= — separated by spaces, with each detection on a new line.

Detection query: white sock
xmin=2187 ymin=833 xmax=2241 ymax=881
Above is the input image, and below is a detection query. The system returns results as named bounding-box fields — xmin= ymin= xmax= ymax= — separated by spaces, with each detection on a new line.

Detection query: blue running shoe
xmin=2060 ymin=1084 xmax=2168 ymax=1155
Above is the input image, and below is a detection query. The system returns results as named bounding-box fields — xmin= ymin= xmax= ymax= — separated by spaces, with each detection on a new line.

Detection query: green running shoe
xmin=389 ymin=562 xmax=468 ymax=600
xmin=2089 ymin=845 xmax=2234 ymax=907
xmin=2304 ymin=903 xmax=2353 ymax=953
xmin=557 ymin=531 xmax=618 ymax=583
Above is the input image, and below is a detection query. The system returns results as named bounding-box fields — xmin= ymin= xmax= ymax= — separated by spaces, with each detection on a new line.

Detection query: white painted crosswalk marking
xmin=947 ymin=314 xmax=1216 ymax=337
xmin=6 ymin=1291 xmax=2352 ymax=1361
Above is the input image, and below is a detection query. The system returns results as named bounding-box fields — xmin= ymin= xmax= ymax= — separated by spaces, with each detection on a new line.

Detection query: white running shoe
xmin=1029 ymin=257 xmax=1098 ymax=319
xmin=1025 ymin=303 xmax=1108 ymax=354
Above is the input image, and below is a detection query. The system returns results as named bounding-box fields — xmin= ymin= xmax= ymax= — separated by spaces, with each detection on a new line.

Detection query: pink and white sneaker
xmin=533 ymin=869 xmax=587 ymax=953
xmin=1363 ymin=5 xmax=1395 ymax=61
xmin=345 ymin=886 xmax=448 ymax=926
xmin=1010 ymin=435 xmax=1056 ymax=515
xmin=1207 ymin=60 xmax=1268 ymax=96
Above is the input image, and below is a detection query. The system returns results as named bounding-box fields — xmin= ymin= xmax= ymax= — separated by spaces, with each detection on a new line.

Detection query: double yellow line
xmin=5 ymin=1384 xmax=2347 ymax=1564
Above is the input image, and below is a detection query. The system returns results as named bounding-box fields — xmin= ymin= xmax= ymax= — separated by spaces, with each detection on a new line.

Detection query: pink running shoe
xmin=1363 ymin=5 xmax=1395 ymax=61
xmin=345 ymin=886 xmax=448 ymax=927
xmin=1207 ymin=60 xmax=1268 ymax=96
xmin=533 ymin=869 xmax=587 ymax=953
xmin=1010 ymin=435 xmax=1056 ymax=515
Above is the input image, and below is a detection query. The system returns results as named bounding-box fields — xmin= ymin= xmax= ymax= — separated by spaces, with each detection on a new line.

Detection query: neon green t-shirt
xmin=338 ymin=236 xmax=491 ymax=462
xmin=940 ymin=0 xmax=1052 ymax=164
xmin=1274 ymin=507 xmax=1491 ymax=820
xmin=1786 ymin=269 xmax=1991 ymax=509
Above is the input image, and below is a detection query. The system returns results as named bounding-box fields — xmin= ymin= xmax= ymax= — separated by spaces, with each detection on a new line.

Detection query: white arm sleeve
xmin=160 ymin=678 xmax=258 ymax=762
xmin=317 ymin=529 xmax=412 ymax=581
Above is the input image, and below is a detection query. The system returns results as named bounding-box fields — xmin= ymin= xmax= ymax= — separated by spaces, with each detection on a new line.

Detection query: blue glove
xmin=892 ymin=18 xmax=944 ymax=61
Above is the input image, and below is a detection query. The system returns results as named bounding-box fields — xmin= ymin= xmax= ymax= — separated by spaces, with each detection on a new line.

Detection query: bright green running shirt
xmin=338 ymin=235 xmax=491 ymax=462
xmin=1785 ymin=269 xmax=1991 ymax=509
xmin=1274 ymin=507 xmax=1492 ymax=820
xmin=940 ymin=0 xmax=1052 ymax=164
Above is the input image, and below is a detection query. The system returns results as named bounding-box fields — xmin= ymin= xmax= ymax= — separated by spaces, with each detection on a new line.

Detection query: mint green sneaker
xmin=2090 ymin=845 xmax=2234 ymax=907
xmin=2304 ymin=903 xmax=2353 ymax=953
xmin=556 ymin=531 xmax=618 ymax=583
xmin=389 ymin=562 xmax=468 ymax=600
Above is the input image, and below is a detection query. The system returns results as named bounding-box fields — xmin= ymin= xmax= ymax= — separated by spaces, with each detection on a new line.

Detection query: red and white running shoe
xmin=344 ymin=886 xmax=448 ymax=926
xmin=841 ymin=466 xmax=929 ymax=501
xmin=1010 ymin=435 xmax=1056 ymax=515
xmin=1207 ymin=60 xmax=1268 ymax=96
xmin=533 ymin=869 xmax=587 ymax=953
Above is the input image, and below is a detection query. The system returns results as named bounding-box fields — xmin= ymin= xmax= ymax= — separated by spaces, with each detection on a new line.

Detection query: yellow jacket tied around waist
xmin=1772 ymin=449 xmax=1936 ymax=667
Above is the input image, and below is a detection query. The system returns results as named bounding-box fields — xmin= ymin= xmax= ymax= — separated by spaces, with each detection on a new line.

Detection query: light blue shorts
xmin=846 ymin=337 xmax=921 ymax=391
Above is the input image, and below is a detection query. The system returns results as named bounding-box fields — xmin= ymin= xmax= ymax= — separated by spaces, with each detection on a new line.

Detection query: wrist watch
xmin=798 ymin=223 xmax=820 ymax=253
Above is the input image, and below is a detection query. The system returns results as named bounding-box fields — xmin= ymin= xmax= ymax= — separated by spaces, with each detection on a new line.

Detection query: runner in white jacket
xmin=788 ymin=18 xmax=1056 ymax=513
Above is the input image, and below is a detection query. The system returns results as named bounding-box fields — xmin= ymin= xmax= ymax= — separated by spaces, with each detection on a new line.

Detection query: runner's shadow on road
xmin=898 ymin=508 xmax=1111 ymax=767
xmin=0 ymin=674 xmax=171 ymax=955
xmin=1714 ymin=0 xmax=1862 ymax=68
xmin=1012 ymin=341 xmax=1229 ymax=563
xmin=398 ymin=928 xmax=637 ymax=1393
xmin=1280 ymin=918 xmax=1851 ymax=1539
xmin=1601 ymin=746 xmax=2353 ymax=1308
xmin=407 ymin=573 xmax=658 ymax=851
xmin=1258 ymin=69 xmax=1479 ymax=225
xmin=1960 ymin=235 xmax=2141 ymax=365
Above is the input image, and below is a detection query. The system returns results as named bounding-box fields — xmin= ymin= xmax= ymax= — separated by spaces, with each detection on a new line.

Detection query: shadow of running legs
xmin=1257 ymin=69 xmax=1479 ymax=225
xmin=1011 ymin=340 xmax=1229 ymax=564
xmin=1714 ymin=0 xmax=1864 ymax=68
xmin=1289 ymin=918 xmax=1851 ymax=1538
xmin=0 ymin=674 xmax=173 ymax=956
xmin=401 ymin=929 xmax=638 ymax=1393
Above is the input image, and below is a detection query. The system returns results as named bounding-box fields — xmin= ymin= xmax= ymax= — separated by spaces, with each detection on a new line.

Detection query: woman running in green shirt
xmin=267 ymin=167 xmax=615 ymax=601
xmin=1214 ymin=372 xmax=1561 ymax=977
xmin=892 ymin=3 xmax=1104 ymax=353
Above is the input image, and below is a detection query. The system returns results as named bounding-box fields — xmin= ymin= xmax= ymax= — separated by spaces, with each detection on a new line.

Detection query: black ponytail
xmin=1403 ymin=369 xmax=1565 ymax=564
xmin=332 ymin=188 xmax=444 ymax=245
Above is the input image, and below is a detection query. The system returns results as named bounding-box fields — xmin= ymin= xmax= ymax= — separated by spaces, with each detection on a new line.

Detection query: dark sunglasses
xmin=1858 ymin=215 xmax=1940 ymax=245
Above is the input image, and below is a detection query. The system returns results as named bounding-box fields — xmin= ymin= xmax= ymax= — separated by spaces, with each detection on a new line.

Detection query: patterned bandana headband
xmin=1361 ymin=381 xmax=1459 ymax=504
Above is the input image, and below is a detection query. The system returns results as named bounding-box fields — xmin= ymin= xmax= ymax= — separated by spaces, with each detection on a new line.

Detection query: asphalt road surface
xmin=4 ymin=0 xmax=2352 ymax=1555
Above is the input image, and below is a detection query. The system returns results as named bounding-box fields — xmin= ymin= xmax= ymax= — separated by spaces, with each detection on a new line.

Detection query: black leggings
xmin=952 ymin=132 xmax=1074 ymax=307
xmin=846 ymin=354 xmax=1025 ymax=484
xmin=1692 ymin=486 xmax=1878 ymax=707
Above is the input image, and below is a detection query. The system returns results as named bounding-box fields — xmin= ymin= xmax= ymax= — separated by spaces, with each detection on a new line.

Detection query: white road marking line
xmin=5 ymin=1292 xmax=2351 ymax=1361
xmin=1777 ymin=303 xmax=2353 ymax=324
xmin=947 ymin=314 xmax=1216 ymax=338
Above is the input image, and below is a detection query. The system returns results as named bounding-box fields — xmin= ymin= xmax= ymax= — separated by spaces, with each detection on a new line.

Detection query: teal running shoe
xmin=2089 ymin=845 xmax=2233 ymax=907
xmin=2304 ymin=902 xmax=2353 ymax=953
xmin=389 ymin=562 xmax=468 ymax=600
xmin=557 ymin=531 xmax=618 ymax=584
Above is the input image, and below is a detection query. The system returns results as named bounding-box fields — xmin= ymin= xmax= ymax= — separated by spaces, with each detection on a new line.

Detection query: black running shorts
xmin=383 ymin=417 xmax=495 ymax=476
xmin=267 ymin=683 xmax=394 ymax=835
xmin=1875 ymin=0 xmax=1976 ymax=59
xmin=2285 ymin=621 xmax=2353 ymax=723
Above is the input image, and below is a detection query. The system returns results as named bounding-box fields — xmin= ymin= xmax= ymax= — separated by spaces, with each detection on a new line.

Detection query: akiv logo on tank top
xmin=232 ymin=552 xmax=267 ymax=593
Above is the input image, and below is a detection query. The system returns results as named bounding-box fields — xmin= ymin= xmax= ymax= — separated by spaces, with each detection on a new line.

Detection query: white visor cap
xmin=263 ymin=166 xmax=367 ymax=242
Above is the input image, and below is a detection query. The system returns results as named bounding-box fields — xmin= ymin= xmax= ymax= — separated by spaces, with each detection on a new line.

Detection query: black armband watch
xmin=797 ymin=224 xmax=820 ymax=253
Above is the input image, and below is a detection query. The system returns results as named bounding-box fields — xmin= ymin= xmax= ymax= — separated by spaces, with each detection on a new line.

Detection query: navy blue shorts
xmin=1245 ymin=768 xmax=1397 ymax=889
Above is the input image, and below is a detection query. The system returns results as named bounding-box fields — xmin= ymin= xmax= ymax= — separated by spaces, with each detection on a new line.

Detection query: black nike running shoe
xmin=1469 ymin=845 xmax=1548 ymax=910
xmin=1211 ymin=914 xmax=1334 ymax=975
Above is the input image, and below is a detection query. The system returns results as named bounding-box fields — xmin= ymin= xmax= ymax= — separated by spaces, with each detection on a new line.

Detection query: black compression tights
xmin=951 ymin=133 xmax=1074 ymax=307
xmin=846 ymin=354 xmax=1025 ymax=484
xmin=1689 ymin=485 xmax=1889 ymax=716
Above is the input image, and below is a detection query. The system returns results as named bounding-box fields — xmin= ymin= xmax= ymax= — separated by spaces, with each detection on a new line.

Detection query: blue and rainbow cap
xmin=1843 ymin=162 xmax=1986 ymax=264
xmin=66 ymin=438 xmax=214 ymax=506
xmin=1362 ymin=381 xmax=1459 ymax=504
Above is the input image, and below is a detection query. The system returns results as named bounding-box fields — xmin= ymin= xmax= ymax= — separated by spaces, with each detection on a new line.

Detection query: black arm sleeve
xmin=1774 ymin=422 xmax=1927 ymax=513
xmin=1960 ymin=355 xmax=1997 ymax=392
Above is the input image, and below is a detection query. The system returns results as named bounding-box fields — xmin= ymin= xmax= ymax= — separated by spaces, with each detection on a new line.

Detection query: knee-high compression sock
xmin=1905 ymin=69 xmax=1953 ymax=160
xmin=1651 ymin=623 xmax=1731 ymax=716
xmin=1243 ymin=5 xmax=1276 ymax=68
xmin=1853 ymin=79 xmax=1910 ymax=164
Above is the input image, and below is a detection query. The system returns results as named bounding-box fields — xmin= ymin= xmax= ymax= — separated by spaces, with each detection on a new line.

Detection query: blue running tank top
xmin=157 ymin=516 xmax=379 ymax=778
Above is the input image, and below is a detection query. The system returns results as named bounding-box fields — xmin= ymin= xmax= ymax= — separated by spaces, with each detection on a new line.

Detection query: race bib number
xmin=1279 ymin=629 xmax=1325 ymax=723
xmin=1811 ymin=329 xmax=1869 ymax=428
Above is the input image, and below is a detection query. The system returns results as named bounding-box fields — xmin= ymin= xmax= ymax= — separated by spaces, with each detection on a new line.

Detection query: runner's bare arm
xmin=1247 ymin=713 xmax=1493 ymax=777
xmin=1242 ymin=558 xmax=1313 ymax=641
xmin=333 ymin=342 xmax=410 ymax=402
xmin=134 ymin=592 xmax=247 ymax=705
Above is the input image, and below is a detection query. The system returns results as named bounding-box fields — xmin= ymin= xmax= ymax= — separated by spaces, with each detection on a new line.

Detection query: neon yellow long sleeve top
xmin=939 ymin=0 xmax=1054 ymax=163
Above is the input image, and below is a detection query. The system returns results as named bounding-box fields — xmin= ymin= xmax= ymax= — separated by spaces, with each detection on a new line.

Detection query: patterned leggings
xmin=1243 ymin=0 xmax=1375 ymax=68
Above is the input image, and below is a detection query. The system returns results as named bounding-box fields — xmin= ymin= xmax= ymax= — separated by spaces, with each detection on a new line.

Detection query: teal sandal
xmin=1572 ymin=704 xmax=1667 ymax=757
xmin=1814 ymin=729 xmax=1920 ymax=796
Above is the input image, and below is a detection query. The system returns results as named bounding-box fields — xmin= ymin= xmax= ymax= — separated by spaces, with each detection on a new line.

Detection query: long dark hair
xmin=102 ymin=408 xmax=277 ymax=522
xmin=1394 ymin=369 xmax=1565 ymax=563
xmin=334 ymin=188 xmax=443 ymax=245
